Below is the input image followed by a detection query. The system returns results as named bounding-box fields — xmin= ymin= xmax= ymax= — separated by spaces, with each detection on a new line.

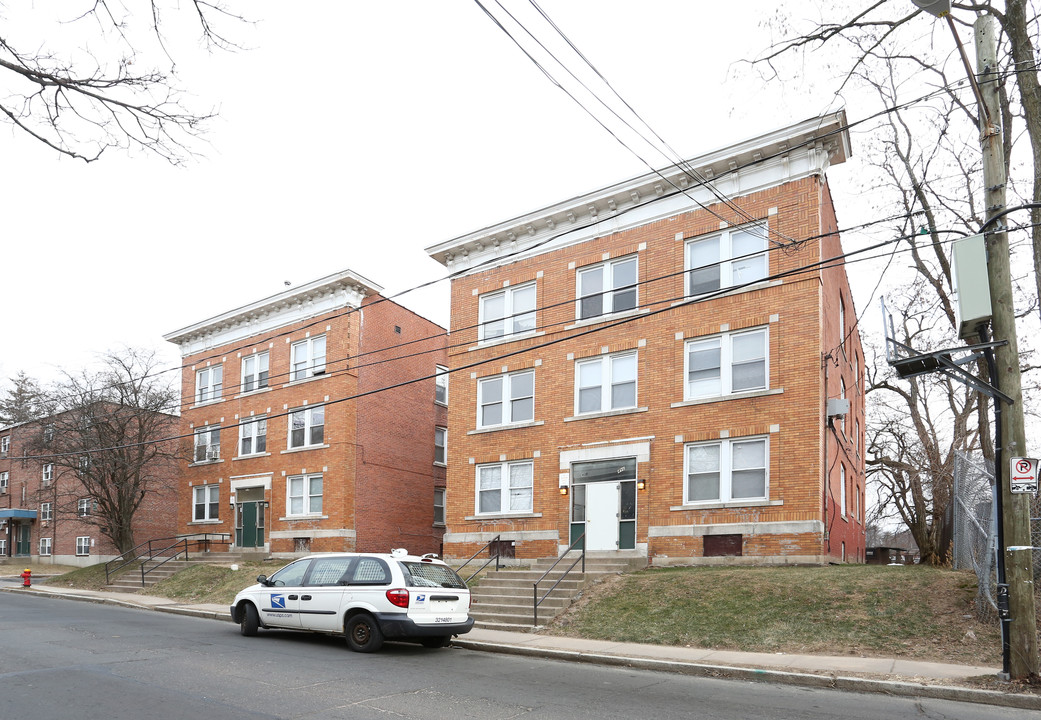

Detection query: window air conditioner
xmin=206 ymin=447 xmax=221 ymax=461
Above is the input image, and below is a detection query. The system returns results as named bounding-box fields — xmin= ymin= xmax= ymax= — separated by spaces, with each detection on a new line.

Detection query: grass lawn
xmin=544 ymin=564 xmax=1001 ymax=666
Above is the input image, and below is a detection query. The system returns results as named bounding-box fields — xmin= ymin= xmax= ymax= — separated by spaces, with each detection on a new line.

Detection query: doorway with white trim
xmin=569 ymin=457 xmax=637 ymax=551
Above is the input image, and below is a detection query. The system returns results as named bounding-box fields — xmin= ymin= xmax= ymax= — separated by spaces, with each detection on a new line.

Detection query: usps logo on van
xmin=270 ymin=594 xmax=286 ymax=609
xmin=415 ymin=594 xmax=426 ymax=604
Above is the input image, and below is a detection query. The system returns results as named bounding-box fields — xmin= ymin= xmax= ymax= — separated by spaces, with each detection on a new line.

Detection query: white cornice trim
xmin=163 ymin=268 xmax=383 ymax=355
xmin=426 ymin=112 xmax=850 ymax=275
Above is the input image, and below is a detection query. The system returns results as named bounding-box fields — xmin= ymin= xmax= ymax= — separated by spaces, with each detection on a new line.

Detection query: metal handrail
xmin=104 ymin=532 xmax=231 ymax=585
xmin=533 ymin=533 xmax=585 ymax=627
xmin=455 ymin=534 xmax=503 ymax=585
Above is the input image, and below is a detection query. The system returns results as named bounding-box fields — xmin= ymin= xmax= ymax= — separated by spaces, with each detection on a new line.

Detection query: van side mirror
xmin=257 ymin=574 xmax=270 ymax=586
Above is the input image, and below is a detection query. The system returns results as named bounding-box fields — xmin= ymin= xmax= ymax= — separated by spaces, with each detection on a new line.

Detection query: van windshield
xmin=400 ymin=561 xmax=467 ymax=589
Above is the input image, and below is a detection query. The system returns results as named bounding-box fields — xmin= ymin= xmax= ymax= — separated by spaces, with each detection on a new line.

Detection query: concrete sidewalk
xmin=3 ymin=580 xmax=1038 ymax=710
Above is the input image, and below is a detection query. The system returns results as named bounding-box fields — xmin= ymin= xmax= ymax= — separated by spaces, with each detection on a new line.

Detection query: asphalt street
xmin=0 ymin=592 xmax=1027 ymax=720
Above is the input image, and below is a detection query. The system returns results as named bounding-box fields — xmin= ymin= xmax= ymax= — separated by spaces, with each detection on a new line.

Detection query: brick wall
xmin=442 ymin=176 xmax=866 ymax=565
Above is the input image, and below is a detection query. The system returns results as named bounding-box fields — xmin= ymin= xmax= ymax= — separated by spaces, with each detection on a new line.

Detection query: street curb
xmin=7 ymin=585 xmax=1037 ymax=710
xmin=452 ymin=639 xmax=1041 ymax=711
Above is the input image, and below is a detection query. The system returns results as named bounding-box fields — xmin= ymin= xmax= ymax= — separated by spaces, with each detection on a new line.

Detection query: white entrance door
xmin=585 ymin=482 xmax=619 ymax=551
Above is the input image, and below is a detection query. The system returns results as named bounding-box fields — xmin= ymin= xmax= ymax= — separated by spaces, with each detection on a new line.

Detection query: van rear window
xmin=400 ymin=562 xmax=467 ymax=589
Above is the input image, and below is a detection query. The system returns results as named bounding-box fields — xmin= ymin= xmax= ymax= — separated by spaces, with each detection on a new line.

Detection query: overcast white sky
xmin=4 ymin=1 xmax=871 ymax=386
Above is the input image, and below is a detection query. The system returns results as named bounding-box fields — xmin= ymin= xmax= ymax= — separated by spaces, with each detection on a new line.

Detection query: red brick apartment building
xmin=426 ymin=112 xmax=866 ymax=566
xmin=163 ymin=269 xmax=449 ymax=558
xmin=0 ymin=414 xmax=177 ymax=566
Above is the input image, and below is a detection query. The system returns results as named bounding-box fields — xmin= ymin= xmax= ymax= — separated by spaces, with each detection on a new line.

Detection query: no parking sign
xmin=1010 ymin=457 xmax=1038 ymax=494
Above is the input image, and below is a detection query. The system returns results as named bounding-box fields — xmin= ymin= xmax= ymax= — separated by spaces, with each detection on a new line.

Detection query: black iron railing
xmin=104 ymin=532 xmax=231 ymax=585
xmin=533 ymin=533 xmax=585 ymax=627
xmin=456 ymin=534 xmax=504 ymax=585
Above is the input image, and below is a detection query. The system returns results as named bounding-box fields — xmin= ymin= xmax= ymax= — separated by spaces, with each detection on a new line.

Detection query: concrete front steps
xmin=467 ymin=554 xmax=645 ymax=631
xmin=104 ymin=551 xmax=271 ymax=593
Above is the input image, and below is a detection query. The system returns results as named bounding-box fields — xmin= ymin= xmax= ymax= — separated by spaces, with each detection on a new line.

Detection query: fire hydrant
xmin=20 ymin=568 xmax=31 ymax=587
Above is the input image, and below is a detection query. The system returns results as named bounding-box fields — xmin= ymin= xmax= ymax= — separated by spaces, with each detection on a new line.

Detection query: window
xmin=855 ymin=419 xmax=861 ymax=456
xmin=685 ymin=328 xmax=767 ymax=399
xmin=241 ymin=352 xmax=269 ymax=393
xmin=575 ymin=352 xmax=637 ymax=415
xmin=79 ymin=455 xmax=91 ymax=474
xmin=840 ymin=464 xmax=847 ymax=518
xmin=42 ymin=463 xmax=53 ymax=485
xmin=433 ymin=487 xmax=446 ymax=525
xmin=476 ymin=460 xmax=533 ymax=515
xmin=0 ymin=435 xmax=8 ymax=455
xmin=193 ymin=484 xmax=220 ymax=521
xmin=76 ymin=537 xmax=91 ymax=556
xmin=480 ymin=283 xmax=536 ymax=340
xmin=40 ymin=502 xmax=52 ymax=521
xmin=434 ymin=426 xmax=447 ymax=465
xmin=477 ymin=370 xmax=534 ymax=428
xmin=686 ymin=224 xmax=768 ymax=296
xmin=195 ymin=365 xmax=223 ymax=404
xmin=194 ymin=426 xmax=221 ymax=462
xmin=0 ymin=471 xmax=7 ymax=493
xmin=239 ymin=416 xmax=268 ymax=456
xmin=39 ymin=537 xmax=52 ymax=556
xmin=291 ymin=335 xmax=327 ymax=381
xmin=435 ymin=365 xmax=449 ymax=405
xmin=577 ymin=256 xmax=637 ymax=320
xmin=840 ymin=378 xmax=847 ymax=434
xmin=43 ymin=424 xmax=54 ymax=443
xmin=685 ymin=437 xmax=768 ymax=504
xmin=289 ymin=406 xmax=325 ymax=448
xmin=288 ymin=473 xmax=323 ymax=516
xmin=78 ymin=498 xmax=91 ymax=517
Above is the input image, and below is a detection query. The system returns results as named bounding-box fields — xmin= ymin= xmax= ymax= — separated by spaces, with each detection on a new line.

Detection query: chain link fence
xmin=952 ymin=450 xmax=1041 ymax=622
xmin=952 ymin=451 xmax=999 ymax=621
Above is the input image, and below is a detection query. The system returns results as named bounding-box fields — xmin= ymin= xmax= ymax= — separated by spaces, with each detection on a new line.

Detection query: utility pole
xmin=975 ymin=14 xmax=1039 ymax=680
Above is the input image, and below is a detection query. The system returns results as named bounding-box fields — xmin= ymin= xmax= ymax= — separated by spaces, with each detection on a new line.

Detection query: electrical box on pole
xmin=951 ymin=234 xmax=992 ymax=340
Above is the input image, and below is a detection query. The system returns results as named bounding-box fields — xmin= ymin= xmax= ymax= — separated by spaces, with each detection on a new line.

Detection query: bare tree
xmin=867 ymin=279 xmax=982 ymax=565
xmin=27 ymin=349 xmax=179 ymax=555
xmin=0 ymin=1 xmax=246 ymax=163
xmin=752 ymin=0 xmax=1041 ymax=316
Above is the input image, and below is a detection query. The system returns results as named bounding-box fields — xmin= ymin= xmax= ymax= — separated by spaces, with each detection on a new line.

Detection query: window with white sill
xmin=476 ymin=460 xmax=533 ymax=515
xmin=288 ymin=406 xmax=325 ymax=449
xmin=434 ymin=426 xmax=447 ymax=465
xmin=76 ymin=536 xmax=91 ymax=556
xmin=241 ymin=352 xmax=269 ymax=393
xmin=78 ymin=498 xmax=92 ymax=516
xmin=291 ymin=336 xmax=327 ymax=381
xmin=239 ymin=415 xmax=268 ymax=456
xmin=433 ymin=487 xmax=446 ymax=525
xmin=40 ymin=502 xmax=52 ymax=521
xmin=479 ymin=283 xmax=536 ymax=341
xmin=196 ymin=365 xmax=223 ymax=404
xmin=287 ymin=473 xmax=323 ymax=516
xmin=0 ymin=471 xmax=8 ymax=493
xmin=685 ymin=327 xmax=767 ymax=400
xmin=577 ymin=256 xmax=637 ymax=320
xmin=194 ymin=426 xmax=221 ymax=462
xmin=193 ymin=484 xmax=219 ymax=521
xmin=575 ymin=352 xmax=636 ymax=415
xmin=39 ymin=537 xmax=52 ymax=556
xmin=42 ymin=463 xmax=53 ymax=484
xmin=435 ymin=365 xmax=449 ymax=405
xmin=685 ymin=436 xmax=768 ymax=504
xmin=477 ymin=370 xmax=534 ymax=428
xmin=686 ymin=223 xmax=768 ymax=296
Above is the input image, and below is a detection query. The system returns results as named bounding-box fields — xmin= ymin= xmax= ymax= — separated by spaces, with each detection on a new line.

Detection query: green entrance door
xmin=236 ymin=501 xmax=265 ymax=548
xmin=15 ymin=524 xmax=31 ymax=556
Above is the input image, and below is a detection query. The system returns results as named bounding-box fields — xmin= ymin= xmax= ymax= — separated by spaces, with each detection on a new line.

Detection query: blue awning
xmin=0 ymin=509 xmax=37 ymax=519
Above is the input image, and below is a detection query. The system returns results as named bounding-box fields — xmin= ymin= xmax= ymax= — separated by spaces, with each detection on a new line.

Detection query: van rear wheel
xmin=346 ymin=614 xmax=383 ymax=653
